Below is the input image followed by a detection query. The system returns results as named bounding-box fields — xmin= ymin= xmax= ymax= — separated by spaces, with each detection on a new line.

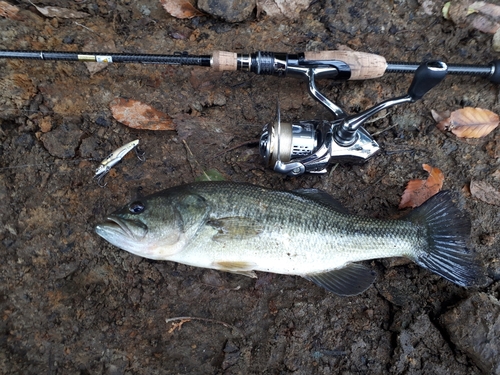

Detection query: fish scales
xmin=95 ymin=181 xmax=480 ymax=296
xmin=168 ymin=183 xmax=415 ymax=270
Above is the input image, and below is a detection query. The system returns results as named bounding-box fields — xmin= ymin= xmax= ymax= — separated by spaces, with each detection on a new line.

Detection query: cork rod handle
xmin=212 ymin=50 xmax=238 ymax=71
xmin=211 ymin=50 xmax=388 ymax=80
xmin=304 ymin=51 xmax=387 ymax=80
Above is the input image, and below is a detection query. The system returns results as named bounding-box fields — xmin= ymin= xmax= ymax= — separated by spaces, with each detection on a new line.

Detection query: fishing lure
xmin=94 ymin=139 xmax=143 ymax=186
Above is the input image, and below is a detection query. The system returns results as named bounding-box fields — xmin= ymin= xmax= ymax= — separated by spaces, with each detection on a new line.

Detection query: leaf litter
xmin=109 ymin=98 xmax=176 ymax=131
xmin=433 ymin=107 xmax=499 ymax=138
xmin=0 ymin=1 xmax=20 ymax=20
xmin=159 ymin=0 xmax=205 ymax=19
xmin=470 ymin=180 xmax=500 ymax=206
xmin=28 ymin=1 xmax=90 ymax=19
xmin=399 ymin=164 xmax=444 ymax=209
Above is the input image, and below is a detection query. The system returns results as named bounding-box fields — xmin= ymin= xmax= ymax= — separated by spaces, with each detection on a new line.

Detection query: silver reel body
xmin=259 ymin=61 xmax=448 ymax=176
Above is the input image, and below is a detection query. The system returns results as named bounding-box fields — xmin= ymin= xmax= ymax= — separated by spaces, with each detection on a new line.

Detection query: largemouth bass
xmin=95 ymin=182 xmax=479 ymax=296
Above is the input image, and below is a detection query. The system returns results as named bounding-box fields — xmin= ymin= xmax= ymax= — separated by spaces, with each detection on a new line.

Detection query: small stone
xmin=493 ymin=29 xmax=500 ymax=52
xmin=95 ymin=116 xmax=109 ymax=127
xmin=63 ymin=35 xmax=74 ymax=44
xmin=197 ymin=0 xmax=255 ymax=22
xmin=38 ymin=116 xmax=52 ymax=133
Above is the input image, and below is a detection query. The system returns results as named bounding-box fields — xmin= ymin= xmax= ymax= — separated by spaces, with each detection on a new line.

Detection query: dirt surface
xmin=1 ymin=0 xmax=499 ymax=374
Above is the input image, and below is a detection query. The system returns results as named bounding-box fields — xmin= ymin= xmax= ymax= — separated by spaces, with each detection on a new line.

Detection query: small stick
xmin=213 ymin=139 xmax=259 ymax=158
xmin=182 ymin=139 xmax=211 ymax=181
xmin=165 ymin=316 xmax=243 ymax=336
xmin=371 ymin=123 xmax=398 ymax=137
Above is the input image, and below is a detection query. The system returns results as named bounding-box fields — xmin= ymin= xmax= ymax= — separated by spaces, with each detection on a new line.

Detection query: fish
xmin=95 ymin=181 xmax=480 ymax=296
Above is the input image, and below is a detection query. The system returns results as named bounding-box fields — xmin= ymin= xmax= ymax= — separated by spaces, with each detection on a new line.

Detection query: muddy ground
xmin=1 ymin=0 xmax=499 ymax=374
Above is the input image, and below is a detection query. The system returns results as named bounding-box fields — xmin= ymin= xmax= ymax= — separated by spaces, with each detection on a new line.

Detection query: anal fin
xmin=213 ymin=261 xmax=258 ymax=278
xmin=303 ymin=263 xmax=376 ymax=296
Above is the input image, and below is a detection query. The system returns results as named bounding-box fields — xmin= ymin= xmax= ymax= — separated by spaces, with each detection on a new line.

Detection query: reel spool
xmin=260 ymin=105 xmax=319 ymax=169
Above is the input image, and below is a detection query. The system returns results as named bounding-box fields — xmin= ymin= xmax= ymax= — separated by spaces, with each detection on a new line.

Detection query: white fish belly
xmin=169 ymin=223 xmax=419 ymax=276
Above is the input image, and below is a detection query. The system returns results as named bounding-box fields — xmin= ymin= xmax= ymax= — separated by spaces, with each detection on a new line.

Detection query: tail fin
xmin=404 ymin=191 xmax=480 ymax=287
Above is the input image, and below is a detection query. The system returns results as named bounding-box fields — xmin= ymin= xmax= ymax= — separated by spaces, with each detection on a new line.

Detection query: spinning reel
xmin=259 ymin=61 xmax=448 ymax=176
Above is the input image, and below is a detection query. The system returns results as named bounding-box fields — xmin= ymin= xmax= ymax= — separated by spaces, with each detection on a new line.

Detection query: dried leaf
xmin=399 ymin=164 xmax=444 ymax=209
xmin=257 ymin=0 xmax=313 ymax=19
xmin=421 ymin=0 xmax=438 ymax=16
xmin=470 ymin=14 xmax=500 ymax=33
xmin=436 ymin=107 xmax=499 ymax=138
xmin=469 ymin=1 xmax=500 ymax=18
xmin=470 ymin=180 xmax=500 ymax=206
xmin=30 ymin=1 xmax=89 ymax=18
xmin=195 ymin=168 xmax=226 ymax=182
xmin=159 ymin=0 xmax=204 ymax=19
xmin=431 ymin=109 xmax=451 ymax=123
xmin=110 ymin=98 xmax=175 ymax=131
xmin=83 ymin=40 xmax=116 ymax=76
xmin=443 ymin=0 xmax=500 ymax=33
xmin=0 ymin=1 xmax=20 ymax=20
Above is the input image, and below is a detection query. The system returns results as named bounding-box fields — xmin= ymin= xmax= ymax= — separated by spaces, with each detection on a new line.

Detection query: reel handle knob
xmin=407 ymin=61 xmax=447 ymax=101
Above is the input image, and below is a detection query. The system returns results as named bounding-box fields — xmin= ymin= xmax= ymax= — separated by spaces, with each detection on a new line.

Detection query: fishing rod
xmin=1 ymin=49 xmax=499 ymax=81
xmin=1 ymin=49 xmax=498 ymax=175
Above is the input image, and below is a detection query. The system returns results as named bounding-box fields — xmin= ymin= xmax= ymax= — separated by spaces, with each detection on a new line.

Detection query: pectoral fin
xmin=303 ymin=263 xmax=376 ymax=296
xmin=207 ymin=217 xmax=264 ymax=242
xmin=213 ymin=261 xmax=258 ymax=278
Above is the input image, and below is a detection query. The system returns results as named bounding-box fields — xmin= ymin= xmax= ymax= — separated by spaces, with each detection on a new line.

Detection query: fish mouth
xmin=95 ymin=216 xmax=148 ymax=241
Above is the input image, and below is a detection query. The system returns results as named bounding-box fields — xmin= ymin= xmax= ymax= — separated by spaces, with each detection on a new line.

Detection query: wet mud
xmin=1 ymin=0 xmax=499 ymax=374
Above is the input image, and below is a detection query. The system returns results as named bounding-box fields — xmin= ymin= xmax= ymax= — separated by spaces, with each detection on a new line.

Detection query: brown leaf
xmin=444 ymin=0 xmax=500 ymax=33
xmin=469 ymin=1 xmax=500 ymax=18
xmin=470 ymin=180 xmax=500 ymax=206
xmin=436 ymin=107 xmax=499 ymax=138
xmin=399 ymin=164 xmax=444 ymax=209
xmin=470 ymin=1 xmax=500 ymax=33
xmin=470 ymin=14 xmax=500 ymax=33
xmin=110 ymin=98 xmax=175 ymax=131
xmin=30 ymin=2 xmax=90 ymax=18
xmin=159 ymin=0 xmax=205 ymax=19
xmin=0 ymin=1 xmax=20 ymax=20
xmin=83 ymin=40 xmax=116 ymax=76
xmin=431 ymin=109 xmax=451 ymax=123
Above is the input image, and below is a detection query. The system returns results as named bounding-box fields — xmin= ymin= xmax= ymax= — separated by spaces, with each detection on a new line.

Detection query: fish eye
xmin=129 ymin=201 xmax=145 ymax=214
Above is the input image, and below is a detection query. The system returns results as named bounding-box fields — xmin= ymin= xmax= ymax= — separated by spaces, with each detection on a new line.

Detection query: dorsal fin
xmin=293 ymin=188 xmax=349 ymax=214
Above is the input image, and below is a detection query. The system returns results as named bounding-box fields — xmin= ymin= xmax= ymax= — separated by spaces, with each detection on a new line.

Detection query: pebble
xmin=197 ymin=0 xmax=255 ymax=22
xmin=493 ymin=29 xmax=500 ymax=52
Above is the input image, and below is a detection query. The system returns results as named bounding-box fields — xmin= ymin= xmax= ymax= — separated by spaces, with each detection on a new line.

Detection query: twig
xmin=182 ymin=139 xmax=210 ymax=180
xmin=371 ymin=123 xmax=398 ymax=137
xmin=165 ymin=316 xmax=243 ymax=336
xmin=74 ymin=22 xmax=97 ymax=34
xmin=213 ymin=139 xmax=259 ymax=158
